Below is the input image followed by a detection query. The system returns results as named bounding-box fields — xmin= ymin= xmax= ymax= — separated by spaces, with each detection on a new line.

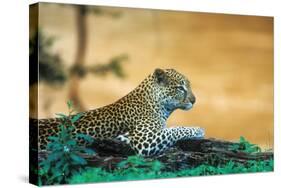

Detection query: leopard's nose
xmin=189 ymin=95 xmax=196 ymax=104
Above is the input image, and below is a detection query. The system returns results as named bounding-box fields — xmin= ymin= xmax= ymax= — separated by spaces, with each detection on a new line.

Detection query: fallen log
xmin=38 ymin=138 xmax=273 ymax=172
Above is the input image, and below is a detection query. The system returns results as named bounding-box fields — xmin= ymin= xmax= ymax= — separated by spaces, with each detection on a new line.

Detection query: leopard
xmin=35 ymin=68 xmax=204 ymax=156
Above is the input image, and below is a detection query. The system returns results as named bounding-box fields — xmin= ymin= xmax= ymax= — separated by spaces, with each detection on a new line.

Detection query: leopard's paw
xmin=115 ymin=132 xmax=130 ymax=144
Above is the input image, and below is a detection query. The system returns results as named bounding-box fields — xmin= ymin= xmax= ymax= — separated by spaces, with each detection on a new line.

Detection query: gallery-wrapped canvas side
xmin=29 ymin=3 xmax=39 ymax=186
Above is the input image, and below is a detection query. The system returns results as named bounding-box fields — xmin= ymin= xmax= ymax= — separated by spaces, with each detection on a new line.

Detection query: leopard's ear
xmin=154 ymin=68 xmax=168 ymax=86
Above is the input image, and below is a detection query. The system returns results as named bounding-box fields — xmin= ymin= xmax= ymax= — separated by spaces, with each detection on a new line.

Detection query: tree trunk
xmin=69 ymin=5 xmax=88 ymax=111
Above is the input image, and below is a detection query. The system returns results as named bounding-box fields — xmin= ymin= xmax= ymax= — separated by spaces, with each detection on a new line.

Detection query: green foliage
xmin=39 ymin=101 xmax=94 ymax=185
xmin=70 ymin=54 xmax=129 ymax=78
xmin=116 ymin=156 xmax=163 ymax=179
xmin=69 ymin=155 xmax=273 ymax=184
xmin=172 ymin=159 xmax=273 ymax=177
xmin=38 ymin=117 xmax=272 ymax=186
xmin=69 ymin=156 xmax=164 ymax=183
xmin=29 ymin=30 xmax=67 ymax=86
xmin=30 ymin=30 xmax=128 ymax=86
xmin=230 ymin=136 xmax=261 ymax=153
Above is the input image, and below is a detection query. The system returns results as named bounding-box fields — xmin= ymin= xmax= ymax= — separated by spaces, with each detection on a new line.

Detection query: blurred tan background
xmin=32 ymin=3 xmax=273 ymax=148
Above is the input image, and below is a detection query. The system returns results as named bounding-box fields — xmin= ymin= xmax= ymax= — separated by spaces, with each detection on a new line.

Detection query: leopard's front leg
xmin=130 ymin=127 xmax=204 ymax=156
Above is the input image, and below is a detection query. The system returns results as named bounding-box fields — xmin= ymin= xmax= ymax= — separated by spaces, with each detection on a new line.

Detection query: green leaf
xmin=47 ymin=142 xmax=63 ymax=151
xmin=127 ymin=156 xmax=146 ymax=165
xmin=70 ymin=154 xmax=87 ymax=165
xmin=150 ymin=161 xmax=163 ymax=171
xmin=76 ymin=134 xmax=94 ymax=143
xmin=47 ymin=136 xmax=59 ymax=142
xmin=67 ymin=100 xmax=73 ymax=109
xmin=82 ymin=148 xmax=95 ymax=155
xmin=68 ymin=126 xmax=75 ymax=131
xmin=49 ymin=170 xmax=62 ymax=181
xmin=55 ymin=160 xmax=64 ymax=169
xmin=55 ymin=113 xmax=68 ymax=118
xmin=117 ymin=160 xmax=129 ymax=168
xmin=66 ymin=140 xmax=76 ymax=146
xmin=239 ymin=136 xmax=246 ymax=142
xmin=71 ymin=113 xmax=83 ymax=123
xmin=40 ymin=161 xmax=51 ymax=173
xmin=47 ymin=152 xmax=63 ymax=162
xmin=62 ymin=163 xmax=69 ymax=172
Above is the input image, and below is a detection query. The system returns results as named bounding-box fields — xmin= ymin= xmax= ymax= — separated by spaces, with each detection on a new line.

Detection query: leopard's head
xmin=153 ymin=68 xmax=196 ymax=115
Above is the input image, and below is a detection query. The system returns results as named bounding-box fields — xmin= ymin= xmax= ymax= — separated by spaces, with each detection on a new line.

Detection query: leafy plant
xmin=69 ymin=156 xmax=273 ymax=184
xmin=39 ymin=101 xmax=95 ymax=185
xmin=68 ymin=137 xmax=272 ymax=184
xmin=230 ymin=136 xmax=261 ymax=153
xmin=69 ymin=156 xmax=164 ymax=183
xmin=116 ymin=156 xmax=163 ymax=180
xmin=38 ymin=115 xmax=272 ymax=186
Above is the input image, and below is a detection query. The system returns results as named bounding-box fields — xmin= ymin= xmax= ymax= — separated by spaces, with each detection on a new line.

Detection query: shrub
xmin=68 ymin=137 xmax=273 ymax=184
xmin=230 ymin=136 xmax=261 ymax=153
xmin=39 ymin=101 xmax=95 ymax=185
xmin=69 ymin=156 xmax=164 ymax=183
xmin=69 ymin=155 xmax=273 ymax=184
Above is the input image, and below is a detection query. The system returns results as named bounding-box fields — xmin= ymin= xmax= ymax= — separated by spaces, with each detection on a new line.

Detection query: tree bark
xmin=69 ymin=5 xmax=88 ymax=111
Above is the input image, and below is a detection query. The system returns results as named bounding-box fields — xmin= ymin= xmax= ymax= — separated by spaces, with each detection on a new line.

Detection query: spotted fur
xmin=36 ymin=68 xmax=204 ymax=156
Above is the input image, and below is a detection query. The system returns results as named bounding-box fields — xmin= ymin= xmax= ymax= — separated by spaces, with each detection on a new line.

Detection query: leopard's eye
xmin=180 ymin=80 xmax=185 ymax=85
xmin=176 ymin=86 xmax=186 ymax=93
